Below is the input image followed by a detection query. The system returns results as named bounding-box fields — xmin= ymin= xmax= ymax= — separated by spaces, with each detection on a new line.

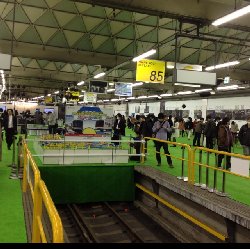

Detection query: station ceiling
xmin=0 ymin=0 xmax=250 ymax=99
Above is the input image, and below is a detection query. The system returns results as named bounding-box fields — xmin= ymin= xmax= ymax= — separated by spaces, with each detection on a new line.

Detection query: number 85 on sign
xmin=136 ymin=59 xmax=166 ymax=84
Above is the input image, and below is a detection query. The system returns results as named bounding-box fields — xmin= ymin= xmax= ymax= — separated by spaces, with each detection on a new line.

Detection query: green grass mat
xmin=0 ymin=138 xmax=27 ymax=243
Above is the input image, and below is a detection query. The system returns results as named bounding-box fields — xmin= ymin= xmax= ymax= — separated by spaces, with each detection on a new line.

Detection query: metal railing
xmin=192 ymin=147 xmax=250 ymax=197
xmin=22 ymin=141 xmax=63 ymax=243
xmin=25 ymin=137 xmax=145 ymax=165
xmin=143 ymin=137 xmax=194 ymax=184
xmin=136 ymin=183 xmax=227 ymax=241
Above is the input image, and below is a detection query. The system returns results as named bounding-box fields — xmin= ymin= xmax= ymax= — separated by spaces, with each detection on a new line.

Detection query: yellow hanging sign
xmin=136 ymin=59 xmax=165 ymax=84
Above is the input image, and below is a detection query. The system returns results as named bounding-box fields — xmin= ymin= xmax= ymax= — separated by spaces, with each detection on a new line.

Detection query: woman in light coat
xmin=172 ymin=117 xmax=180 ymax=147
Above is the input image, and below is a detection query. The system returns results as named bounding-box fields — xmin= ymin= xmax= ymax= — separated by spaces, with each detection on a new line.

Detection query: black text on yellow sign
xmin=136 ymin=59 xmax=166 ymax=84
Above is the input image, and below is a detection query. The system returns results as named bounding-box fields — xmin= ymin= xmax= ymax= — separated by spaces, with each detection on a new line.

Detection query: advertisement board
xmin=84 ymin=92 xmax=97 ymax=103
xmin=115 ymin=83 xmax=133 ymax=96
xmin=89 ymin=80 xmax=108 ymax=93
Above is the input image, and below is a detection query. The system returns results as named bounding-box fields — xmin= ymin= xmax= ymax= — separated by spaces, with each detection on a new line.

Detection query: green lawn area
xmin=0 ymin=139 xmax=27 ymax=243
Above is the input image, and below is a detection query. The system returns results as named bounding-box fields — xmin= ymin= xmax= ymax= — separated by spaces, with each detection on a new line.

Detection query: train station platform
xmin=0 ymin=141 xmax=26 ymax=243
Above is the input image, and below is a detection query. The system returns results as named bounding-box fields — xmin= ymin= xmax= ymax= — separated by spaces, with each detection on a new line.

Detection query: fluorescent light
xmin=81 ymin=90 xmax=86 ymax=93
xmin=238 ymin=86 xmax=246 ymax=89
xmin=107 ymin=89 xmax=115 ymax=92
xmin=97 ymin=100 xmax=103 ymax=103
xmin=94 ymin=72 xmax=105 ymax=79
xmin=137 ymin=96 xmax=148 ymax=99
xmin=54 ymin=91 xmax=59 ymax=94
xmin=217 ymin=85 xmax=238 ymax=91
xmin=167 ymin=65 xmax=175 ymax=69
xmin=40 ymin=95 xmax=44 ymax=98
xmin=77 ymin=81 xmax=85 ymax=86
xmin=132 ymin=49 xmax=156 ymax=62
xmin=160 ymin=93 xmax=173 ymax=97
xmin=195 ymin=88 xmax=212 ymax=93
xmin=177 ymin=91 xmax=193 ymax=95
xmin=211 ymin=91 xmax=216 ymax=95
xmin=212 ymin=5 xmax=250 ymax=26
xmin=109 ymin=82 xmax=114 ymax=86
xmin=148 ymin=95 xmax=159 ymax=98
xmin=132 ymin=82 xmax=143 ymax=87
xmin=79 ymin=95 xmax=84 ymax=97
xmin=205 ymin=61 xmax=240 ymax=71
xmin=111 ymin=98 xmax=119 ymax=102
xmin=103 ymin=99 xmax=109 ymax=102
xmin=127 ymin=97 xmax=135 ymax=100
xmin=175 ymin=83 xmax=201 ymax=88
xmin=47 ymin=94 xmax=51 ymax=97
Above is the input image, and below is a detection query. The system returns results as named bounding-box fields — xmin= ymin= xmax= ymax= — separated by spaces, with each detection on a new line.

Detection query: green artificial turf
xmin=0 ymin=138 xmax=27 ymax=243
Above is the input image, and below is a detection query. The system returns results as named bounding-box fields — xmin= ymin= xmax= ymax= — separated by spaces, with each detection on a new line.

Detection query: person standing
xmin=185 ymin=117 xmax=193 ymax=140
xmin=238 ymin=116 xmax=250 ymax=156
xmin=167 ymin=115 xmax=174 ymax=141
xmin=217 ymin=117 xmax=233 ymax=170
xmin=112 ymin=113 xmax=126 ymax=145
xmin=172 ymin=117 xmax=180 ymax=147
xmin=179 ymin=118 xmax=185 ymax=137
xmin=152 ymin=113 xmax=173 ymax=168
xmin=193 ymin=118 xmax=204 ymax=147
xmin=204 ymin=115 xmax=217 ymax=149
xmin=47 ymin=111 xmax=57 ymax=135
xmin=3 ymin=109 xmax=17 ymax=150
xmin=230 ymin=121 xmax=239 ymax=145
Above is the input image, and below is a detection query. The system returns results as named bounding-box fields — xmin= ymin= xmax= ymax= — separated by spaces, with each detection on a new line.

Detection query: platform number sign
xmin=136 ymin=59 xmax=165 ymax=84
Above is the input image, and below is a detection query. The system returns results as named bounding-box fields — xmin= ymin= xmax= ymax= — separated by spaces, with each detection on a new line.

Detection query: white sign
xmin=84 ymin=92 xmax=97 ymax=103
xmin=231 ymin=157 xmax=249 ymax=177
xmin=175 ymin=69 xmax=217 ymax=85
xmin=167 ymin=62 xmax=202 ymax=71
xmin=0 ymin=53 xmax=11 ymax=70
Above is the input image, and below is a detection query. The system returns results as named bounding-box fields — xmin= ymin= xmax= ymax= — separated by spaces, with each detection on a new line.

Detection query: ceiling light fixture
xmin=132 ymin=49 xmax=156 ymax=62
xmin=174 ymin=83 xmax=201 ymax=88
xmin=94 ymin=72 xmax=105 ymax=79
xmin=217 ymin=85 xmax=238 ymax=90
xmin=127 ymin=97 xmax=135 ymax=100
xmin=167 ymin=65 xmax=175 ymax=69
xmin=54 ymin=91 xmax=59 ymax=94
xmin=160 ymin=93 xmax=173 ymax=97
xmin=212 ymin=5 xmax=250 ymax=26
xmin=137 ymin=96 xmax=148 ymax=99
xmin=148 ymin=95 xmax=159 ymax=98
xmin=177 ymin=91 xmax=193 ymax=95
xmin=77 ymin=81 xmax=85 ymax=86
xmin=195 ymin=88 xmax=213 ymax=93
xmin=132 ymin=82 xmax=143 ymax=87
xmin=107 ymin=89 xmax=115 ymax=92
xmin=103 ymin=99 xmax=109 ymax=102
xmin=205 ymin=61 xmax=240 ymax=71
xmin=47 ymin=94 xmax=51 ymax=97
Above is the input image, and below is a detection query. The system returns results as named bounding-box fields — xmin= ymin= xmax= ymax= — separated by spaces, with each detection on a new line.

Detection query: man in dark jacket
xmin=217 ymin=117 xmax=233 ymax=170
xmin=139 ymin=115 xmax=153 ymax=155
xmin=238 ymin=116 xmax=250 ymax=156
xmin=112 ymin=113 xmax=126 ymax=145
xmin=3 ymin=109 xmax=17 ymax=150
xmin=193 ymin=118 xmax=204 ymax=147
xmin=204 ymin=115 xmax=217 ymax=149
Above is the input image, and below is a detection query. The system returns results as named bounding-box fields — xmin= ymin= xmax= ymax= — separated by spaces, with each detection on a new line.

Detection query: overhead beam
xmin=71 ymin=0 xmax=250 ymax=32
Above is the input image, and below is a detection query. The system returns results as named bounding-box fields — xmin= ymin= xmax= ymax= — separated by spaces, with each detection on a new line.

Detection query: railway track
xmin=56 ymin=202 xmax=179 ymax=243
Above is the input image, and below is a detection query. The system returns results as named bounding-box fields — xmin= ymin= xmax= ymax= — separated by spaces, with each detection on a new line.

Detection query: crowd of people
xmin=112 ymin=112 xmax=250 ymax=168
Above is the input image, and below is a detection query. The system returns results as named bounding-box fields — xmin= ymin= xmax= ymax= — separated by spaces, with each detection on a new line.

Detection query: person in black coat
xmin=112 ymin=113 xmax=126 ymax=145
xmin=238 ymin=116 xmax=250 ymax=156
xmin=3 ymin=109 xmax=17 ymax=150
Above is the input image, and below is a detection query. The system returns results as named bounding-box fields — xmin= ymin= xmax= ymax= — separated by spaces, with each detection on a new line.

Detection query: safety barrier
xmin=192 ymin=147 xmax=250 ymax=197
xmin=22 ymin=141 xmax=63 ymax=243
xmin=25 ymin=136 xmax=145 ymax=165
xmin=135 ymin=183 xmax=227 ymax=241
xmin=143 ymin=137 xmax=194 ymax=184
